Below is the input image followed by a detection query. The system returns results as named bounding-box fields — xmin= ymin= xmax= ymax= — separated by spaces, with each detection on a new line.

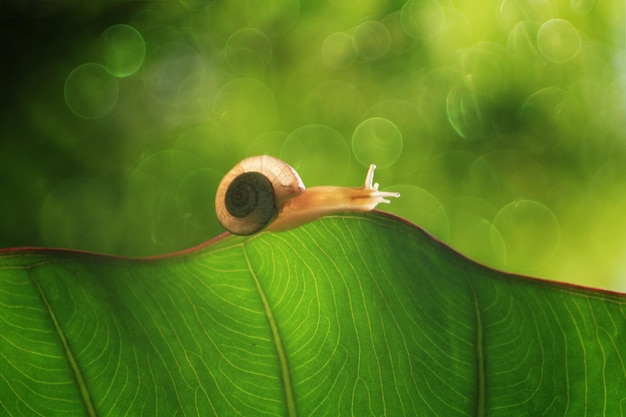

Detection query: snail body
xmin=215 ymin=155 xmax=399 ymax=235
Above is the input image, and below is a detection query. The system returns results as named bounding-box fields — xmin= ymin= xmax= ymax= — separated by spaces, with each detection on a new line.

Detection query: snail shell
xmin=215 ymin=155 xmax=305 ymax=235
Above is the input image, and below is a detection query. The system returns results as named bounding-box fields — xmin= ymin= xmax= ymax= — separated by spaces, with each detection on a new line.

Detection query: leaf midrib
xmin=30 ymin=270 xmax=98 ymax=417
xmin=243 ymin=245 xmax=297 ymax=417
xmin=467 ymin=272 xmax=486 ymax=417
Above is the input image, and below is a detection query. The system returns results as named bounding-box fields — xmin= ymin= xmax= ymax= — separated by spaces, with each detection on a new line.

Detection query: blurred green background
xmin=0 ymin=1 xmax=624 ymax=290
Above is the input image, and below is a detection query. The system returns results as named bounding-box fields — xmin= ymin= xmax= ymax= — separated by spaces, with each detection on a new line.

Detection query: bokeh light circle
xmin=569 ymin=0 xmax=597 ymax=15
xmin=492 ymin=199 xmax=560 ymax=272
xmin=246 ymin=131 xmax=288 ymax=158
xmin=352 ymin=117 xmax=403 ymax=169
xmin=64 ymin=63 xmax=119 ymax=119
xmin=322 ymin=32 xmax=356 ymax=68
xmin=448 ymin=202 xmax=506 ymax=268
xmin=497 ymin=0 xmax=555 ymax=31
xmin=281 ymin=124 xmax=351 ymax=185
xmin=446 ymin=83 xmax=487 ymax=140
xmin=537 ymin=19 xmax=582 ymax=63
xmin=382 ymin=184 xmax=450 ymax=242
xmin=457 ymin=42 xmax=507 ymax=94
xmin=401 ymin=0 xmax=445 ymax=40
xmin=225 ymin=28 xmax=273 ymax=75
xmin=100 ymin=24 xmax=146 ymax=77
xmin=507 ymin=21 xmax=543 ymax=63
xmin=142 ymin=41 xmax=205 ymax=105
xmin=364 ymin=99 xmax=433 ymax=175
xmin=352 ymin=20 xmax=391 ymax=60
xmin=239 ymin=0 xmax=300 ymax=35
xmin=520 ymin=87 xmax=582 ymax=135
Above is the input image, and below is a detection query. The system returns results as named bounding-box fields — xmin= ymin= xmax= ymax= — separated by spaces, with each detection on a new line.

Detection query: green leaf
xmin=1 ymin=212 xmax=625 ymax=416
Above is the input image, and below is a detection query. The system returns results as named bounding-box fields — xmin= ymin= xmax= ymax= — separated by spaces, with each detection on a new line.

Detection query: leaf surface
xmin=1 ymin=212 xmax=625 ymax=416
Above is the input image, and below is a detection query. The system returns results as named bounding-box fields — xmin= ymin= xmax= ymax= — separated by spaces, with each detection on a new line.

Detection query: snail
xmin=215 ymin=155 xmax=400 ymax=235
